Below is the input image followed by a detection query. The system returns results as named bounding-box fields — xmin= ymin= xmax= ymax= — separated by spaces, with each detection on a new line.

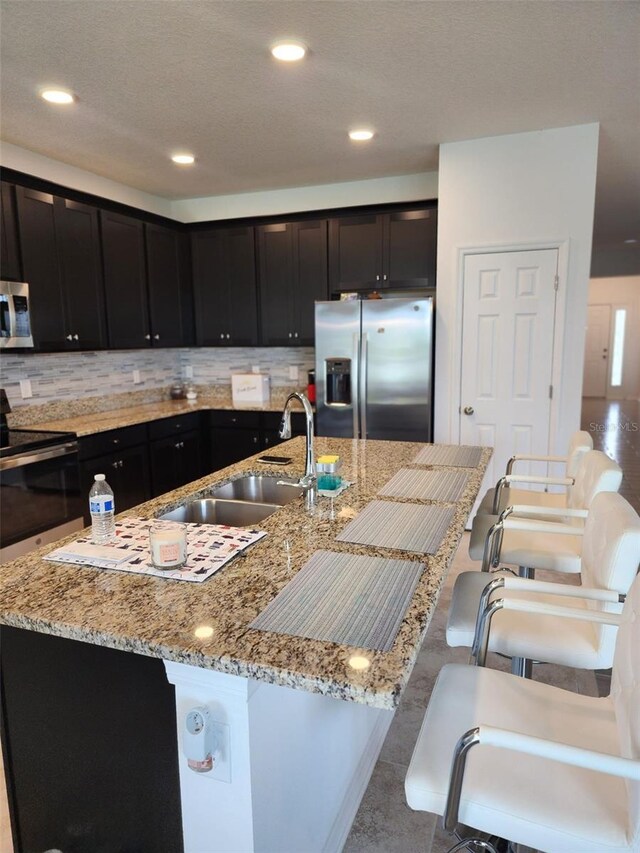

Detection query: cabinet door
xmin=117 ymin=444 xmax=152 ymax=510
xmin=15 ymin=187 xmax=67 ymax=350
xmin=149 ymin=435 xmax=179 ymax=497
xmin=328 ymin=214 xmax=383 ymax=293
xmin=257 ymin=223 xmax=294 ymax=346
xmin=227 ymin=227 xmax=258 ymax=346
xmin=101 ymin=211 xmax=149 ymax=349
xmin=80 ymin=446 xmax=150 ymax=521
xmin=56 ymin=199 xmax=107 ymax=350
xmin=192 ymin=227 xmax=258 ymax=347
xmin=0 ymin=182 xmax=22 ymax=281
xmin=384 ymin=209 xmax=437 ymax=288
xmin=145 ymin=223 xmax=185 ymax=347
xmin=294 ymin=220 xmax=328 ymax=345
xmin=211 ymin=428 xmax=260 ymax=472
xmin=177 ymin=430 xmax=202 ymax=487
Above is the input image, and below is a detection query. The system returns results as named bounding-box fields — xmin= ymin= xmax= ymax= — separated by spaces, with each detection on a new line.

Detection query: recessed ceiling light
xmin=40 ymin=88 xmax=75 ymax=105
xmin=271 ymin=40 xmax=307 ymax=62
xmin=349 ymin=129 xmax=375 ymax=142
xmin=171 ymin=153 xmax=195 ymax=165
xmin=624 ymin=238 xmax=637 ymax=244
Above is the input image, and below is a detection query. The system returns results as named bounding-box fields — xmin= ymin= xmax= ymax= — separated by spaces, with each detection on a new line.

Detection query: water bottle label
xmin=90 ymin=496 xmax=114 ymax=514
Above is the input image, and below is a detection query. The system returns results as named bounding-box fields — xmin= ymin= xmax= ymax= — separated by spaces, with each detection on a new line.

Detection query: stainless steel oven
xmin=0 ymin=435 xmax=84 ymax=563
xmin=1 ymin=281 xmax=34 ymax=348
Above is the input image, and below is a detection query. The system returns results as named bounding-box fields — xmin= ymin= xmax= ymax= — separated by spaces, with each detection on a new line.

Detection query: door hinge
xmin=549 ymin=385 xmax=553 ymax=399
xmin=554 ymin=275 xmax=559 ymax=291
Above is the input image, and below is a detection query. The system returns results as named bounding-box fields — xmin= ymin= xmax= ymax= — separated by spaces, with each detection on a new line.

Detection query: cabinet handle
xmin=294 ymin=332 xmax=298 ymax=338
xmin=174 ymin=441 xmax=181 ymax=449
xmin=226 ymin=333 xmax=230 ymax=340
xmin=112 ymin=438 xmax=120 ymax=445
xmin=383 ymin=274 xmax=387 ymax=281
xmin=252 ymin=436 xmax=258 ymax=443
xmin=145 ymin=334 xmax=151 ymax=340
xmin=376 ymin=275 xmax=380 ymax=281
xmin=66 ymin=334 xmax=73 ymax=341
xmin=220 ymin=333 xmax=224 ymax=339
xmin=119 ymin=459 xmax=124 ymax=468
xmin=74 ymin=333 xmax=79 ymax=340
xmin=154 ymin=333 xmax=160 ymax=340
xmin=111 ymin=461 xmax=119 ymax=469
xmin=288 ymin=332 xmax=292 ymax=338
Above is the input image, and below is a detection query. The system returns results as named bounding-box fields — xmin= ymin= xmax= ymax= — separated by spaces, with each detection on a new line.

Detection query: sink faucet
xmin=279 ymin=392 xmax=316 ymax=488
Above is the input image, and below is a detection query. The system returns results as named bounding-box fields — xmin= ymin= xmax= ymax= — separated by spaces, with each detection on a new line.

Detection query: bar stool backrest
xmin=611 ymin=574 xmax=640 ymax=846
xmin=566 ymin=430 xmax=593 ymax=477
xmin=568 ymin=450 xmax=622 ymax=510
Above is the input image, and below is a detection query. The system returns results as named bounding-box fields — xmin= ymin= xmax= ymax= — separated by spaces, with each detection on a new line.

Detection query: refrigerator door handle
xmin=360 ymin=332 xmax=368 ymax=439
xmin=352 ymin=332 xmax=360 ymax=438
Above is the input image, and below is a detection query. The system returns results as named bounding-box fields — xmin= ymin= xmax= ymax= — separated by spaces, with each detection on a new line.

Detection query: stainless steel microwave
xmin=0 ymin=281 xmax=34 ymax=348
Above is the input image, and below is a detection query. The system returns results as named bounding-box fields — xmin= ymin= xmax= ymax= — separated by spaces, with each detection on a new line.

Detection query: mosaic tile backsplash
xmin=0 ymin=347 xmax=315 ymax=410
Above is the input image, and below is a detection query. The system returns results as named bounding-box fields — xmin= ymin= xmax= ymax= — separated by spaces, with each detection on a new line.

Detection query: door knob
xmin=463 ymin=406 xmax=475 ymax=415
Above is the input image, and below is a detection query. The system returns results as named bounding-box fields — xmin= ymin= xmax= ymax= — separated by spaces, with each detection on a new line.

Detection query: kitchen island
xmin=0 ymin=436 xmax=490 ymax=852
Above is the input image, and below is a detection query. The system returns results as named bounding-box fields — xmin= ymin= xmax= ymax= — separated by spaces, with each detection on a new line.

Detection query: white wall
xmin=170 ymin=172 xmax=438 ymax=222
xmin=0 ymin=141 xmax=173 ymax=218
xmin=1 ymin=141 xmax=437 ymax=223
xmin=434 ymin=123 xmax=599 ymax=457
xmin=588 ymin=276 xmax=640 ymax=400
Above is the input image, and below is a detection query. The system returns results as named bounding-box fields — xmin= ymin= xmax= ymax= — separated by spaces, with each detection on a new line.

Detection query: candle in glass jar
xmin=149 ymin=522 xmax=188 ymax=570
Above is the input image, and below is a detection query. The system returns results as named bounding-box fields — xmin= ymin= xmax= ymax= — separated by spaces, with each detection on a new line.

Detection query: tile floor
xmin=581 ymin=397 xmax=640 ymax=514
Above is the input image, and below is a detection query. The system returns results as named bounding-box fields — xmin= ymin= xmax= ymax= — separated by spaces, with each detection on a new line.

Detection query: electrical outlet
xmin=251 ymin=364 xmax=261 ymax=374
xmin=184 ymin=365 xmax=194 ymax=380
xmin=132 ymin=370 xmax=141 ymax=384
xmin=288 ymin=366 xmax=299 ymax=382
xmin=19 ymin=379 xmax=32 ymax=399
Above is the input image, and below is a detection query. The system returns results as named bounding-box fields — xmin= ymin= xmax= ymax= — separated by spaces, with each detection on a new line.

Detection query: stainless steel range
xmin=0 ymin=390 xmax=83 ymax=562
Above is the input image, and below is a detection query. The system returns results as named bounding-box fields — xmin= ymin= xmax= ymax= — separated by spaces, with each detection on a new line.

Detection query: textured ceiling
xmin=0 ymin=0 xmax=638 ymax=248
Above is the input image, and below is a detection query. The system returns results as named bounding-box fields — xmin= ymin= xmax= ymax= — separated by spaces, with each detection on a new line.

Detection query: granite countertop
xmin=0 ymin=437 xmax=491 ymax=710
xmin=23 ymin=387 xmax=301 ymax=437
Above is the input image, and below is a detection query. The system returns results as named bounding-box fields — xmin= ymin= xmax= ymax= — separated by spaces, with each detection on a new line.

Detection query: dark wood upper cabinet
xmin=329 ymin=208 xmax=436 ymax=292
xmin=257 ymin=224 xmax=294 ymax=345
xmin=192 ymin=226 xmax=258 ymax=346
xmin=56 ymin=199 xmax=107 ymax=350
xmin=258 ymin=220 xmax=327 ymax=346
xmin=101 ymin=211 xmax=149 ymax=349
xmin=1 ymin=182 xmax=22 ymax=281
xmin=145 ymin=223 xmax=187 ymax=347
xmin=329 ymin=214 xmax=382 ymax=292
xmin=15 ymin=187 xmax=67 ymax=350
xmin=385 ymin=209 xmax=437 ymax=288
xmin=295 ymin=220 xmax=328 ymax=344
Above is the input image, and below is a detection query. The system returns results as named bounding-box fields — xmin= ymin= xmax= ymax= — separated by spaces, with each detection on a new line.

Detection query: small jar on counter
xmin=170 ymin=382 xmax=186 ymax=400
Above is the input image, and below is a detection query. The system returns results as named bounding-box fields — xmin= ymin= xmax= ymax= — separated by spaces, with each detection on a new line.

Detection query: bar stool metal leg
xmin=510 ymin=567 xmax=534 ymax=678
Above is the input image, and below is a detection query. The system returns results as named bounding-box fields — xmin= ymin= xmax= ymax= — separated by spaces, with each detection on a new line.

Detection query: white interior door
xmin=582 ymin=304 xmax=611 ymax=397
xmin=460 ymin=249 xmax=559 ymax=516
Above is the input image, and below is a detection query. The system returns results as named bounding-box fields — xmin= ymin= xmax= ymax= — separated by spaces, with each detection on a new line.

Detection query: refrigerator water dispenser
xmin=325 ymin=359 xmax=352 ymax=406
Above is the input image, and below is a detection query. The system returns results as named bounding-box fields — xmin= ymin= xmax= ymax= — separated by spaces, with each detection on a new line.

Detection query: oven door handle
xmin=0 ymin=442 xmax=78 ymax=471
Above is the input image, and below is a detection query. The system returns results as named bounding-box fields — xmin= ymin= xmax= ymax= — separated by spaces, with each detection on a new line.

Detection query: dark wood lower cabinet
xmin=0 ymin=626 xmax=183 ymax=853
xmin=79 ymin=442 xmax=152 ymax=524
xmin=150 ymin=429 xmax=202 ymax=496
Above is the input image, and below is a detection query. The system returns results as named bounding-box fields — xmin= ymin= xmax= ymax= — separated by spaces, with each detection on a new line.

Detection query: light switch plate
xmin=132 ymin=370 xmax=141 ymax=385
xmin=19 ymin=379 xmax=32 ymax=399
xmin=288 ymin=366 xmax=299 ymax=382
xmin=184 ymin=365 xmax=194 ymax=379
xmin=251 ymin=365 xmax=261 ymax=374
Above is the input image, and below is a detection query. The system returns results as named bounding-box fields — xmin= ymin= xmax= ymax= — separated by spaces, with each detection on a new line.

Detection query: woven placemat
xmin=336 ymin=500 xmax=454 ymax=554
xmin=378 ymin=467 xmax=469 ymax=502
xmin=413 ymin=444 xmax=483 ymax=468
xmin=250 ymin=549 xmax=424 ymax=652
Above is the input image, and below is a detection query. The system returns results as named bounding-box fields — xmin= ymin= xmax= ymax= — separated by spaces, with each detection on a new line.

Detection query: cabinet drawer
xmin=79 ymin=423 xmax=148 ymax=460
xmin=148 ymin=412 xmax=201 ymax=440
xmin=209 ymin=410 xmax=260 ymax=429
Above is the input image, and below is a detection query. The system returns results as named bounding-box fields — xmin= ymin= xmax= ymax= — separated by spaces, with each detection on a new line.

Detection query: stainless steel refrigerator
xmin=315 ymin=297 xmax=433 ymax=441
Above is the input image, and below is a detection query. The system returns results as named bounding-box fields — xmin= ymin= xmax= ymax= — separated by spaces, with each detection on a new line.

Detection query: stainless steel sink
xmin=159 ymin=498 xmax=280 ymax=527
xmin=209 ymin=474 xmax=303 ymax=505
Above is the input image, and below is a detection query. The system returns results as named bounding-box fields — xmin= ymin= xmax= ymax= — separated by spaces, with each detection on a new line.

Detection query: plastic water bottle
xmin=89 ymin=474 xmax=116 ymax=544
